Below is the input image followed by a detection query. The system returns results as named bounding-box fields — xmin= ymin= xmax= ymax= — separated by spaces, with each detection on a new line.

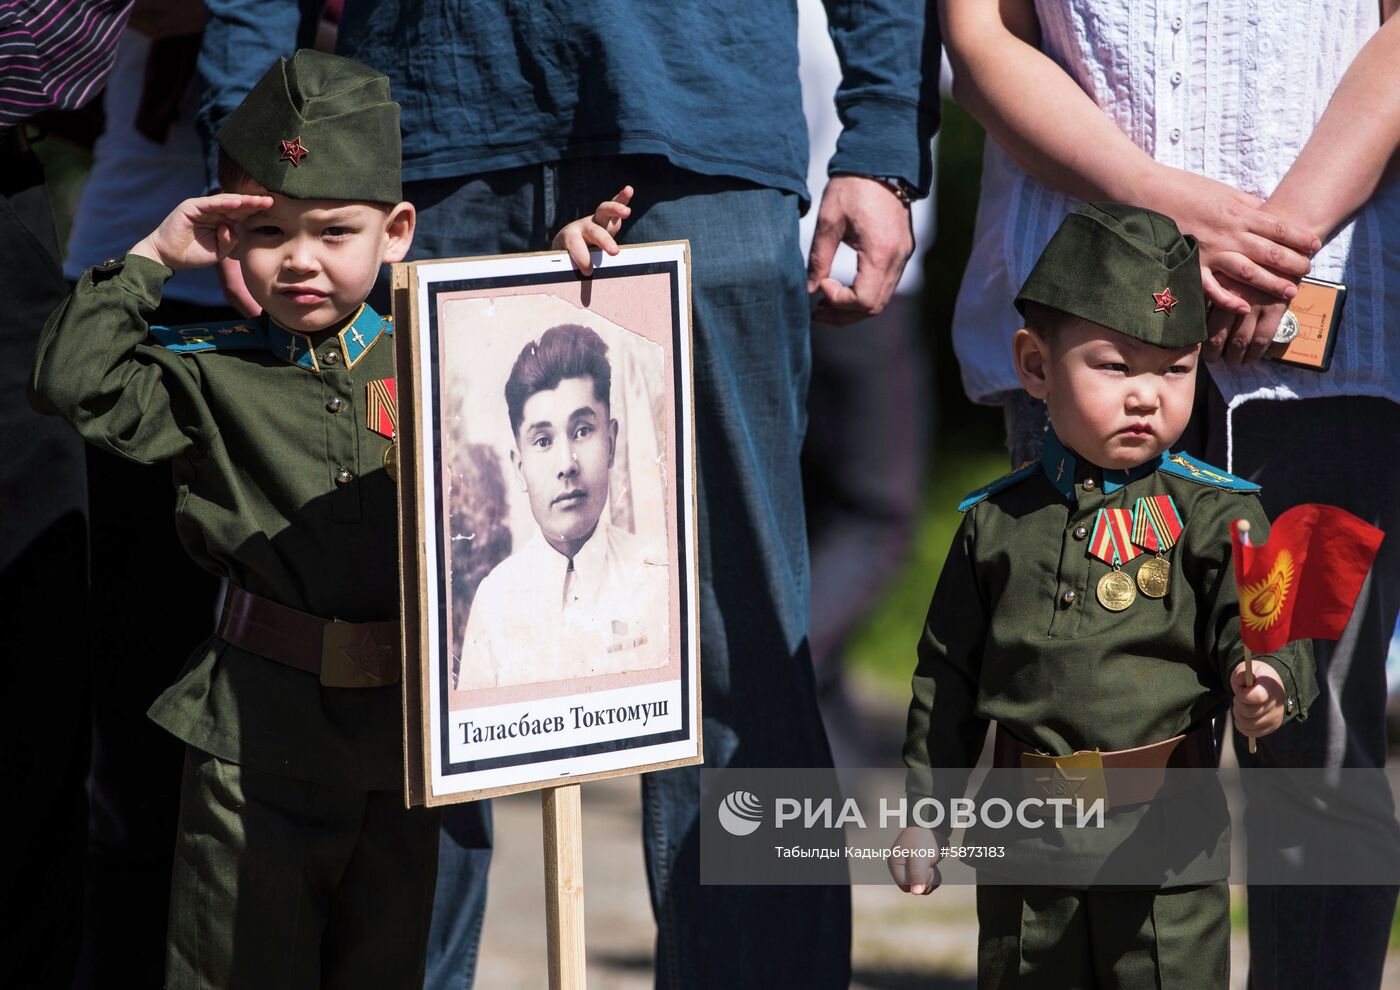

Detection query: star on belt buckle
xmin=321 ymin=620 xmax=397 ymax=688
xmin=1019 ymin=750 xmax=1110 ymax=810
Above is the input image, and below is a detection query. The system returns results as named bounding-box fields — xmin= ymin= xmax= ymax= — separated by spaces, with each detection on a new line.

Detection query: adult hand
xmin=1142 ymin=165 xmax=1319 ymax=313
xmin=807 ymin=175 xmax=914 ymax=326
xmin=1204 ymin=274 xmax=1289 ymax=365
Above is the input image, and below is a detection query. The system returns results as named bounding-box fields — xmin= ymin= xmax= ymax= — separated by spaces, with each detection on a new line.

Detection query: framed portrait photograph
xmin=393 ymin=241 xmax=702 ymax=805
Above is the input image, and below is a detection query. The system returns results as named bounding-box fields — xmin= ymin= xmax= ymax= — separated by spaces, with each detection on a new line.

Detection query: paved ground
xmin=472 ymin=686 xmax=1400 ymax=988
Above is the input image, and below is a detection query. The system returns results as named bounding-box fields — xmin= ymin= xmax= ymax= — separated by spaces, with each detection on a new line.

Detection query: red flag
xmin=1230 ymin=504 xmax=1384 ymax=654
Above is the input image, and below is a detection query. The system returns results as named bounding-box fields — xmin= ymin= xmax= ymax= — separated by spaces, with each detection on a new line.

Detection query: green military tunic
xmin=28 ymin=49 xmax=441 ymax=990
xmin=31 ymin=253 xmax=403 ymax=790
xmin=904 ymin=428 xmax=1318 ymax=781
xmin=903 ymin=429 xmax=1320 ymax=989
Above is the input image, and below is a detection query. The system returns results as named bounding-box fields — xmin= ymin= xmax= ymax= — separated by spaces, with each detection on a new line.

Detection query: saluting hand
xmin=130 ymin=194 xmax=274 ymax=272
xmin=553 ymin=186 xmax=634 ymax=275
xmin=888 ymin=825 xmax=943 ymax=895
xmin=1230 ymin=661 xmax=1287 ymax=739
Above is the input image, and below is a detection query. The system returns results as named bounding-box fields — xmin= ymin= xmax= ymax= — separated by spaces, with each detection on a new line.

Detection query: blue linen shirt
xmin=198 ymin=0 xmax=940 ymax=206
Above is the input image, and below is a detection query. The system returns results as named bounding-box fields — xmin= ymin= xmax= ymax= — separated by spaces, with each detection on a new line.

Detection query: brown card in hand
xmin=1267 ymin=276 xmax=1346 ymax=372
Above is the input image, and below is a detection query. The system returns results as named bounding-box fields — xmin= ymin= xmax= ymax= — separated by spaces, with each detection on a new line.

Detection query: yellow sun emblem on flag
xmin=1240 ymin=550 xmax=1295 ymax=631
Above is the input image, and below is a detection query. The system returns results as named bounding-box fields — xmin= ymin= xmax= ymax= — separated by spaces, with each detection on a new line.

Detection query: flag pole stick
xmin=1236 ymin=520 xmax=1258 ymax=755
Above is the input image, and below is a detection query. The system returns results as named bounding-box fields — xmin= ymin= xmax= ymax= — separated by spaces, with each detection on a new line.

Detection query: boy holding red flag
xmin=891 ymin=204 xmax=1321 ymax=987
xmin=1232 ymin=507 xmax=1384 ymax=657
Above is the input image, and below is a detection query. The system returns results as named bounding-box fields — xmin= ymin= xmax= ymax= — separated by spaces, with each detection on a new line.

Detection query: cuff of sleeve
xmin=94 ymin=253 xmax=174 ymax=309
xmin=1250 ymin=652 xmax=1310 ymax=724
xmin=828 ymin=97 xmax=937 ymax=198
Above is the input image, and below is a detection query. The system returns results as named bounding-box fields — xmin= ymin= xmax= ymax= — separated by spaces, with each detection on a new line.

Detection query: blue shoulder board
xmin=1160 ymin=451 xmax=1260 ymax=493
xmin=958 ymin=462 xmax=1040 ymax=512
xmin=147 ymin=320 xmax=264 ymax=354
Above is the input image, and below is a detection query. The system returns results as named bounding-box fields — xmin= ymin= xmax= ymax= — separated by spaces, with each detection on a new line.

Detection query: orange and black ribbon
xmin=1131 ymin=495 xmax=1184 ymax=553
xmin=366 ymin=378 xmax=397 ymax=440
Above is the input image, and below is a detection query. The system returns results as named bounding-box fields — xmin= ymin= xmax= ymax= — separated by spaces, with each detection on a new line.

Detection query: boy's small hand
xmin=130 ymin=194 xmax=274 ymax=273
xmin=1231 ymin=660 xmax=1287 ymax=738
xmin=552 ymin=186 xmax=633 ymax=275
xmin=887 ymin=826 xmax=942 ymax=895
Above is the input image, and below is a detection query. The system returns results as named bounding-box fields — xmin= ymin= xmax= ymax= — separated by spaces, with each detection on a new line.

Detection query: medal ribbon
xmin=1131 ymin=495 xmax=1184 ymax=553
xmin=366 ymin=378 xmax=397 ymax=439
xmin=1088 ymin=508 xmax=1141 ymax=566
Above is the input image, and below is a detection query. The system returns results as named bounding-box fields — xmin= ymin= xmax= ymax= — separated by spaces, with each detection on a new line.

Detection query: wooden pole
xmin=1236 ymin=520 xmax=1258 ymax=755
xmin=543 ymin=783 xmax=587 ymax=989
xmin=1241 ymin=644 xmax=1258 ymax=755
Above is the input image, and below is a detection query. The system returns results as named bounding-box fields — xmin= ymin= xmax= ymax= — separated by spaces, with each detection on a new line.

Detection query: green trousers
xmin=165 ymin=748 xmax=441 ymax=989
xmin=976 ymin=883 xmax=1229 ymax=989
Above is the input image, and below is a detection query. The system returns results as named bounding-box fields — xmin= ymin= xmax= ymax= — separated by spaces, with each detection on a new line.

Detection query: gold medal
xmin=1137 ymin=555 xmax=1170 ymax=598
xmin=383 ymin=442 xmax=398 ymax=482
xmin=1097 ymin=569 xmax=1137 ymax=611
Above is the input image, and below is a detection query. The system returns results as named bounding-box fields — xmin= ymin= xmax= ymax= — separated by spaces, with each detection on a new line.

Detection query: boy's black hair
xmin=505 ymin=323 xmax=612 ymax=440
xmin=1023 ymin=301 xmax=1078 ymax=348
xmin=217 ymin=150 xmax=257 ymax=193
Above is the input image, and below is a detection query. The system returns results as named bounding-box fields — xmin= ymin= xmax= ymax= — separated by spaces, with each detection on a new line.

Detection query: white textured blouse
xmin=952 ymin=0 xmax=1400 ymax=419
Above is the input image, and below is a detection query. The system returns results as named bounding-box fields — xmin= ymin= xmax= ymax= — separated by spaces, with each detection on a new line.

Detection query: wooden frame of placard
xmin=392 ymin=241 xmax=702 ymax=809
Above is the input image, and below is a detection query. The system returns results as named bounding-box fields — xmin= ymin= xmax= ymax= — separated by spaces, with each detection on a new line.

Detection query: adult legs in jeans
xmin=1206 ymin=391 xmax=1400 ymax=990
xmin=804 ymin=294 xmax=929 ymax=768
xmin=404 ymin=156 xmax=849 ymax=989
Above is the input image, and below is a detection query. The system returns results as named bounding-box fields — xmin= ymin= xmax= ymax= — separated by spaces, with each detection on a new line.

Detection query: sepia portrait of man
xmin=458 ymin=323 xmax=670 ymax=690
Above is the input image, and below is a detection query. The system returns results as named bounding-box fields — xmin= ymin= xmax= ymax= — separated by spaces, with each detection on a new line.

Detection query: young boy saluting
xmin=31 ymin=50 xmax=627 ymax=988
xmin=891 ymin=204 xmax=1319 ymax=987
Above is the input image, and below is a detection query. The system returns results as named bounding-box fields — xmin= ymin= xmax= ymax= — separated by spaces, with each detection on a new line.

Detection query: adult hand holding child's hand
xmin=130 ymin=194 xmax=274 ymax=272
xmin=1203 ymin=273 xmax=1291 ymax=365
xmin=888 ymin=825 xmax=943 ymax=895
xmin=1231 ymin=660 xmax=1288 ymax=739
xmin=1139 ymin=165 xmax=1319 ymax=316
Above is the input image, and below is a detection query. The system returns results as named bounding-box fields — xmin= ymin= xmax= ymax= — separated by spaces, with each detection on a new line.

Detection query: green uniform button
xmin=1061 ymin=590 xmax=1077 ymax=606
xmin=323 ymin=349 xmax=341 ymax=366
xmin=1082 ymin=477 xmax=1096 ymax=491
xmin=1074 ymin=525 xmax=1088 ymax=540
xmin=327 ymin=397 xmax=344 ymax=413
xmin=335 ymin=468 xmax=354 ymax=486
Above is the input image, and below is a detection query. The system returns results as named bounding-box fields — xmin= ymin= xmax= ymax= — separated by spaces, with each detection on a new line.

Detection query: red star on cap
xmin=1152 ymin=288 xmax=1178 ymax=316
xmin=279 ymin=136 xmax=309 ymax=167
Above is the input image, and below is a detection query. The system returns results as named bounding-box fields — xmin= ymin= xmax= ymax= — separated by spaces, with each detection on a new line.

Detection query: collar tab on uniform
xmin=1038 ymin=427 xmax=1166 ymax=502
xmin=264 ymin=315 xmax=320 ymax=372
xmin=337 ymin=303 xmax=390 ymax=369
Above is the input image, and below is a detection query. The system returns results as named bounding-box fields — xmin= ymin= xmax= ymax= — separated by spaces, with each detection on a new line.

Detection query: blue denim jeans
xmin=400 ymin=156 xmax=850 ymax=989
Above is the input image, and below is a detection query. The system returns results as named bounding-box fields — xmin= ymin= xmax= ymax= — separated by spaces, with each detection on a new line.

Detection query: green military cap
xmin=217 ymin=50 xmax=401 ymax=205
xmin=1015 ymin=203 xmax=1206 ymax=348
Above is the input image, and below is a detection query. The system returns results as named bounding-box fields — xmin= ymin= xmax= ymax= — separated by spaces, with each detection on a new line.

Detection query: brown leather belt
xmin=215 ymin=585 xmax=400 ymax=689
xmin=993 ymin=723 xmax=1216 ymax=810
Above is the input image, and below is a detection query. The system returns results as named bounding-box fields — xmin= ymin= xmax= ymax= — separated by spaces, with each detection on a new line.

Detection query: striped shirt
xmin=0 ymin=0 xmax=131 ymax=130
